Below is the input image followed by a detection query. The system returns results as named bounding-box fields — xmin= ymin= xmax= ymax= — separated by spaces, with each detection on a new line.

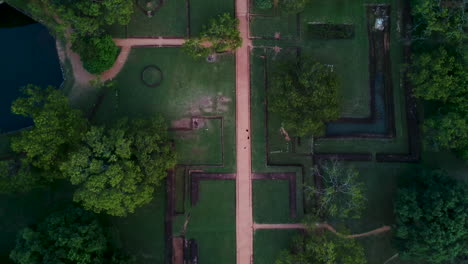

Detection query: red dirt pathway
xmin=235 ymin=0 xmax=253 ymax=262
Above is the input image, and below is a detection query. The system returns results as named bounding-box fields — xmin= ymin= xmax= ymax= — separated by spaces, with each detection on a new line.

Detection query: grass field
xmin=184 ymin=180 xmax=236 ymax=264
xmin=105 ymin=188 xmax=168 ymax=264
xmin=94 ymin=47 xmax=236 ymax=171
xmin=126 ymin=0 xmax=188 ymax=37
xmin=253 ymin=229 xmax=300 ymax=264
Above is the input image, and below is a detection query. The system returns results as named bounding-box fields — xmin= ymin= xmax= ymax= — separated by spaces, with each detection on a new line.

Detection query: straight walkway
xmin=235 ymin=0 xmax=253 ymax=262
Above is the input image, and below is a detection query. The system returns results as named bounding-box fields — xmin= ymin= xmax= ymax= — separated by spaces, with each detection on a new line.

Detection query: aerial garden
xmin=0 ymin=0 xmax=466 ymax=263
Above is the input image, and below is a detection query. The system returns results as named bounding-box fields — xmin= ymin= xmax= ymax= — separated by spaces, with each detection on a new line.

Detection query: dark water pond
xmin=0 ymin=4 xmax=63 ymax=132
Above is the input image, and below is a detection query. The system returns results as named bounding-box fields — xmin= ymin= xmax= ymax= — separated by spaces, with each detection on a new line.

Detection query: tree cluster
xmin=3 ymin=86 xmax=176 ymax=216
xmin=183 ymin=13 xmax=242 ymax=59
xmin=394 ymin=170 xmax=467 ymax=263
xmin=269 ymin=59 xmax=340 ymax=137
xmin=306 ymin=160 xmax=366 ymax=219
xmin=279 ymin=160 xmax=368 ymax=263
xmin=276 ymin=230 xmax=367 ymax=264
xmin=409 ymin=0 xmax=468 ymax=159
xmin=10 ymin=207 xmax=135 ymax=264
xmin=33 ymin=0 xmax=133 ymax=74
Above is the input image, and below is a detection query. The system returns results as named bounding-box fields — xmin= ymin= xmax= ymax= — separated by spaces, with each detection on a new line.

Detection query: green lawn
xmin=253 ymin=229 xmax=300 ymax=264
xmin=105 ymin=188 xmax=168 ymax=264
xmin=93 ymin=47 xmax=236 ymax=171
xmin=250 ymin=14 xmax=298 ymax=40
xmin=185 ymin=180 xmax=236 ymax=264
xmin=126 ymin=0 xmax=188 ymax=37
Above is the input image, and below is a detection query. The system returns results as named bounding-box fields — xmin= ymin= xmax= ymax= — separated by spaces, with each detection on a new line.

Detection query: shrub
xmin=255 ymin=0 xmax=273 ymax=9
xmin=72 ymin=35 xmax=119 ymax=74
xmin=280 ymin=0 xmax=310 ymax=14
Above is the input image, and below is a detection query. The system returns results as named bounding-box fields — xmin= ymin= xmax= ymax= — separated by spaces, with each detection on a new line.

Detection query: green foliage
xmin=11 ymin=85 xmax=88 ymax=174
xmin=44 ymin=0 xmax=134 ymax=36
xmin=279 ymin=0 xmax=310 ymax=14
xmin=305 ymin=160 xmax=366 ymax=219
xmin=255 ymin=0 xmax=273 ymax=9
xmin=182 ymin=38 xmax=211 ymax=59
xmin=276 ymin=231 xmax=367 ymax=264
xmin=72 ymin=35 xmax=120 ymax=74
xmin=411 ymin=0 xmax=465 ymax=42
xmin=0 ymin=159 xmax=41 ymax=193
xmin=410 ymin=47 xmax=467 ymax=105
xmin=9 ymin=207 xmax=135 ymax=264
xmin=201 ymin=13 xmax=242 ymax=53
xmin=269 ymin=59 xmax=340 ymax=137
xmin=183 ymin=13 xmax=242 ymax=59
xmin=394 ymin=170 xmax=468 ymax=263
xmin=60 ymin=117 xmax=176 ymax=216
xmin=424 ymin=111 xmax=468 ymax=159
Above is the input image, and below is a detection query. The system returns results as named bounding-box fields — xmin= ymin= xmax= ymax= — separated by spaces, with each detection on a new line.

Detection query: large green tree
xmin=11 ymin=85 xmax=88 ymax=174
xmin=394 ymin=170 xmax=468 ymax=263
xmin=305 ymin=160 xmax=366 ymax=219
xmin=72 ymin=35 xmax=120 ymax=74
xmin=411 ymin=0 xmax=465 ymax=42
xmin=269 ymin=60 xmax=340 ymax=137
xmin=424 ymin=111 xmax=468 ymax=160
xmin=10 ymin=207 xmax=134 ymax=264
xmin=410 ymin=47 xmax=467 ymax=106
xmin=276 ymin=230 xmax=367 ymax=264
xmin=183 ymin=13 xmax=242 ymax=58
xmin=45 ymin=0 xmax=133 ymax=36
xmin=60 ymin=117 xmax=176 ymax=216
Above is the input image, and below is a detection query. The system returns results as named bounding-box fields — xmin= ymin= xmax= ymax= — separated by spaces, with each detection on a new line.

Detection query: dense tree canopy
xmin=0 ymin=159 xmax=40 ymax=193
xmin=410 ymin=46 xmax=467 ymax=105
xmin=183 ymin=13 xmax=242 ymax=58
xmin=60 ymin=118 xmax=176 ymax=216
xmin=11 ymin=85 xmax=88 ymax=174
xmin=10 ymin=207 xmax=134 ymax=264
xmin=306 ymin=160 xmax=366 ymax=219
xmin=269 ymin=60 xmax=340 ymax=137
xmin=394 ymin=170 xmax=467 ymax=263
xmin=424 ymin=111 xmax=468 ymax=160
xmin=276 ymin=230 xmax=367 ymax=264
xmin=411 ymin=0 xmax=465 ymax=42
xmin=72 ymin=35 xmax=120 ymax=74
xmin=44 ymin=0 xmax=133 ymax=36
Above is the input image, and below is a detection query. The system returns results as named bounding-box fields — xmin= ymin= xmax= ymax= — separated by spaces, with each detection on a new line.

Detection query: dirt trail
xmin=235 ymin=0 xmax=253 ymax=262
xmin=254 ymin=223 xmax=391 ymax=239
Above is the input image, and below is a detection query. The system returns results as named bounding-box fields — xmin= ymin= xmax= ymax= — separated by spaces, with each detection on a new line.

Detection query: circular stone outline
xmin=141 ymin=65 xmax=163 ymax=87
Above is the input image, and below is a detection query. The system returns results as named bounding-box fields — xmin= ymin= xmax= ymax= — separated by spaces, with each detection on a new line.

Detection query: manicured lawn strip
xmin=171 ymin=118 xmax=223 ymax=165
xmin=94 ymin=48 xmax=236 ymax=171
xmin=253 ymin=229 xmax=300 ymax=264
xmin=189 ymin=0 xmax=234 ymax=36
xmin=253 ymin=180 xmax=293 ymax=223
xmin=126 ymin=0 xmax=188 ymax=37
xmin=250 ymin=15 xmax=298 ymax=39
xmin=0 ymin=181 xmax=74 ymax=263
xmin=174 ymin=166 xmax=186 ymax=213
xmin=106 ymin=188 xmax=167 ymax=264
xmin=358 ymin=233 xmax=414 ymax=264
xmin=186 ymin=180 xmax=236 ymax=264
xmin=250 ymin=48 xmax=269 ymax=171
